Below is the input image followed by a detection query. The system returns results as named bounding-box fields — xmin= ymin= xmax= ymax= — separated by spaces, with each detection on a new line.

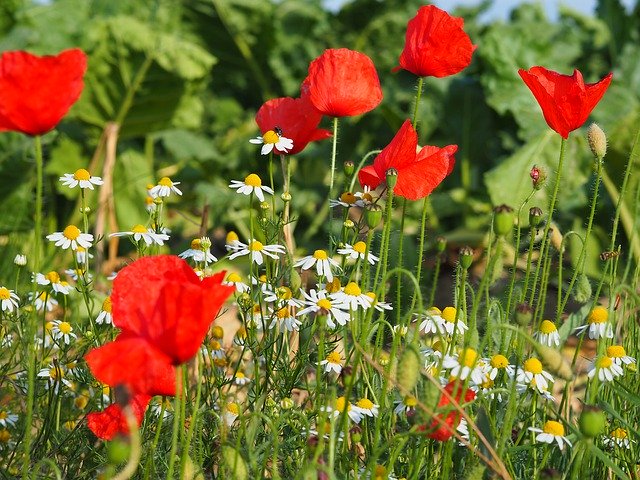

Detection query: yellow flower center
xmin=317 ymin=298 xmax=332 ymax=310
xmin=75 ymin=395 xmax=89 ymax=410
xmin=226 ymin=403 xmax=239 ymax=415
xmin=542 ymin=420 xmax=565 ymax=436
xmin=0 ymin=429 xmax=10 ymax=443
xmin=45 ymin=271 xmax=60 ymax=283
xmin=57 ymin=322 xmax=72 ymax=334
xmin=277 ymin=286 xmax=292 ymax=300
xmin=262 ymin=130 xmax=279 ymax=144
xmin=73 ymin=168 xmax=91 ymax=181
xmin=344 ymin=282 xmax=362 ymax=297
xmin=102 ymin=385 xmax=111 ymax=396
xmin=249 ymin=240 xmax=264 ymax=251
xmin=432 ymin=340 xmax=444 ymax=353
xmin=0 ymin=411 xmax=6 ymax=420
xmin=276 ymin=307 xmax=290 ymax=319
xmin=212 ymin=326 xmax=224 ymax=339
xmin=209 ymin=340 xmax=221 ymax=350
xmin=606 ymin=345 xmax=626 ymax=358
xmin=313 ymin=249 xmax=328 ymax=260
xmin=102 ymin=296 xmax=112 ymax=313
xmin=236 ymin=372 xmax=245 ymax=379
xmin=588 ymin=306 xmax=608 ymax=324
xmin=326 ymin=351 xmax=342 ymax=364
xmin=0 ymin=287 xmax=10 ymax=300
xmin=214 ymin=358 xmax=228 ymax=368
xmin=596 ymin=356 xmax=613 ymax=369
xmin=339 ymin=192 xmax=356 ymax=204
xmin=335 ymin=396 xmax=348 ymax=412
xmin=356 ymin=398 xmax=374 ymax=410
xmin=611 ymin=427 xmax=627 ymax=439
xmin=226 ymin=231 xmax=239 ymax=243
xmin=491 ymin=354 xmax=509 ymax=369
xmin=132 ymin=224 xmax=148 ymax=234
xmin=459 ymin=348 xmax=478 ymax=368
xmin=252 ymin=304 xmax=262 ymax=315
xmin=539 ymin=320 xmax=557 ymax=334
xmin=236 ymin=326 xmax=247 ymax=339
xmin=227 ymin=272 xmax=242 ymax=283
xmin=45 ymin=321 xmax=54 ymax=331
xmin=481 ymin=378 xmax=494 ymax=389
xmin=258 ymin=275 xmax=267 ymax=283
xmin=244 ymin=173 xmax=262 ymax=187
xmin=158 ymin=177 xmax=173 ymax=187
xmin=190 ymin=238 xmax=202 ymax=249
xmin=353 ymin=241 xmax=367 ymax=254
xmin=442 ymin=306 xmax=457 ymax=323
xmin=374 ymin=465 xmax=387 ymax=478
xmin=49 ymin=367 xmax=63 ymax=380
xmin=145 ymin=196 xmax=154 ymax=206
xmin=362 ymin=192 xmax=373 ymax=202
xmin=524 ymin=358 xmax=543 ymax=374
xmin=326 ymin=278 xmax=341 ymax=294
xmin=404 ymin=395 xmax=418 ymax=407
xmin=63 ymin=225 xmax=81 ymax=240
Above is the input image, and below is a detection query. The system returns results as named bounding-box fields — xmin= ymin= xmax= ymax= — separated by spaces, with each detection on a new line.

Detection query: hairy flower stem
xmin=328 ymin=117 xmax=339 ymax=202
xmin=395 ymin=198 xmax=407 ymax=325
xmin=374 ymin=188 xmax=395 ymax=297
xmin=416 ymin=197 xmax=430 ymax=287
xmin=412 ymin=77 xmax=424 ymax=128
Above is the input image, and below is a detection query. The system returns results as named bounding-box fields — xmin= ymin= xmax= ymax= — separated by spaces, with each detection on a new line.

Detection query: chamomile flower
xmin=95 ymin=296 xmax=112 ymax=325
xmin=223 ymin=272 xmax=250 ymax=293
xmin=225 ymin=231 xmax=242 ymax=252
xmin=587 ymin=355 xmax=624 ymax=382
xmin=231 ymin=372 xmax=251 ymax=386
xmin=202 ymin=338 xmax=225 ymax=359
xmin=574 ymin=306 xmax=614 ymax=339
xmin=229 ymin=174 xmax=274 ymax=202
xmin=59 ymin=168 xmax=103 ymax=190
xmin=603 ymin=428 xmax=632 ymax=449
xmin=0 ymin=287 xmax=20 ymax=313
xmin=354 ymin=398 xmax=379 ymax=418
xmin=145 ymin=195 xmax=157 ymax=213
xmin=149 ymin=177 xmax=182 ymax=198
xmin=473 ymin=375 xmax=505 ymax=402
xmin=75 ymin=246 xmax=93 ymax=265
xmin=297 ymin=289 xmax=351 ymax=328
xmin=37 ymin=363 xmax=72 ymax=391
xmin=484 ymin=354 xmax=514 ymax=380
xmin=294 ymin=249 xmax=340 ymax=282
xmin=443 ymin=348 xmax=485 ymax=385
xmin=528 ymin=420 xmax=572 ymax=451
xmin=329 ymin=191 xmax=365 ymax=208
xmin=320 ymin=351 xmax=343 ymax=374
xmin=516 ymin=357 xmax=554 ymax=393
xmin=31 ymin=292 xmax=58 ymax=312
xmin=516 ymin=381 xmax=557 ymax=403
xmin=332 ymin=396 xmax=363 ymax=424
xmin=51 ymin=320 xmax=77 ymax=345
xmin=365 ymin=292 xmax=392 ymax=312
xmin=47 ymin=225 xmax=93 ymax=251
xmin=534 ymin=320 xmax=560 ymax=347
xmin=394 ymin=395 xmax=418 ymax=416
xmin=179 ymin=237 xmax=217 ymax=264
xmin=35 ymin=271 xmax=72 ymax=295
xmin=439 ymin=306 xmax=468 ymax=336
xmin=330 ymin=282 xmax=373 ymax=311
xmin=149 ymin=397 xmax=173 ymax=419
xmin=606 ymin=345 xmax=636 ymax=367
xmin=249 ymin=128 xmax=293 ymax=155
xmin=417 ymin=307 xmax=445 ymax=335
xmin=229 ymin=239 xmax=285 ymax=265
xmin=269 ymin=306 xmax=302 ymax=332
xmin=0 ymin=410 xmax=18 ymax=428
xmin=223 ymin=402 xmax=240 ymax=426
xmin=263 ymin=285 xmax=302 ymax=308
xmin=110 ymin=225 xmax=170 ymax=246
xmin=337 ymin=241 xmax=379 ymax=265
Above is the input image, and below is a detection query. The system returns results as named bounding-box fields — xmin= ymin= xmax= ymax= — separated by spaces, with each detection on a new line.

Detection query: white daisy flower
xmin=46 ymin=225 xmax=93 ymax=251
xmin=320 ymin=351 xmax=343 ymax=374
xmin=223 ymin=272 xmax=250 ymax=293
xmin=64 ymin=268 xmax=92 ymax=283
xmin=0 ymin=286 xmax=20 ymax=313
xmin=225 ymin=231 xmax=243 ymax=252
xmin=51 ymin=320 xmax=77 ymax=345
xmin=353 ymin=398 xmax=379 ymax=418
xmin=95 ymin=296 xmax=113 ymax=325
xmin=223 ymin=402 xmax=239 ymax=426
xmin=329 ymin=191 xmax=366 ymax=208
xmin=394 ymin=395 xmax=418 ymax=416
xmin=606 ymin=345 xmax=636 ymax=367
xmin=0 ymin=410 xmax=18 ymax=428
xmin=364 ymin=292 xmax=392 ymax=312
xmin=249 ymin=128 xmax=293 ymax=155
xmin=35 ymin=271 xmax=72 ymax=295
xmin=438 ymin=307 xmax=468 ymax=336
xmin=297 ymin=289 xmax=351 ymax=328
xmin=13 ymin=254 xmax=27 ymax=266
xmin=228 ymin=238 xmax=285 ymax=265
xmin=229 ymin=174 xmax=274 ymax=202
xmin=59 ymin=168 xmax=103 ymax=190
xmin=230 ymin=372 xmax=251 ymax=386
xmin=149 ymin=397 xmax=173 ymax=419
xmin=442 ymin=348 xmax=485 ymax=385
xmin=75 ymin=246 xmax=93 ymax=265
xmin=262 ymin=285 xmax=302 ymax=308
xmin=587 ymin=355 xmax=624 ymax=382
xmin=148 ymin=177 xmax=182 ymax=198
xmin=472 ymin=375 xmax=505 ymax=403
xmin=603 ymin=428 xmax=632 ymax=449
xmin=331 ymin=396 xmax=363 ymax=424
xmin=516 ymin=381 xmax=557 ymax=403
xmin=329 ymin=282 xmax=373 ymax=311
xmin=269 ymin=306 xmax=301 ymax=332
xmin=37 ymin=364 xmax=73 ymax=391
xmin=528 ymin=420 xmax=572 ymax=451
xmin=337 ymin=241 xmax=379 ymax=265
xmin=484 ymin=354 xmax=515 ymax=380
xmin=534 ymin=320 xmax=560 ymax=347
xmin=516 ymin=357 xmax=554 ymax=393
xmin=294 ymin=249 xmax=340 ymax=282
xmin=30 ymin=292 xmax=58 ymax=312
xmin=203 ymin=339 xmax=225 ymax=359
xmin=574 ymin=306 xmax=614 ymax=339
xmin=417 ymin=307 xmax=445 ymax=335
xmin=179 ymin=237 xmax=217 ymax=264
xmin=457 ymin=418 xmax=471 ymax=445
xmin=110 ymin=225 xmax=170 ymax=246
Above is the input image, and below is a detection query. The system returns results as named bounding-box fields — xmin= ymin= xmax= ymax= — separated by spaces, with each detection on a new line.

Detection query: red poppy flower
xmin=85 ymin=255 xmax=234 ymax=396
xmin=304 ymin=48 xmax=383 ymax=117
xmin=358 ymin=120 xmax=456 ymax=201
xmin=87 ymin=394 xmax=150 ymax=441
xmin=255 ymin=95 xmax=331 ymax=155
xmin=0 ymin=48 xmax=87 ymax=136
xmin=518 ymin=67 xmax=613 ymax=139
xmin=418 ymin=381 xmax=475 ymax=441
xmin=395 ymin=5 xmax=476 ymax=78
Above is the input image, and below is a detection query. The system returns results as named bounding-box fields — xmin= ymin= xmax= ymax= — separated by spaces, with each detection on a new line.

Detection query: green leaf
xmin=586 ymin=441 xmax=630 ymax=479
xmin=112 ymin=150 xmax=155 ymax=230
xmin=557 ymin=303 xmax=592 ymax=343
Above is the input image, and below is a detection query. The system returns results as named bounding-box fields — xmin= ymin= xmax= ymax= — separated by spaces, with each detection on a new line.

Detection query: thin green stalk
xmin=143 ymin=401 xmax=167 ymax=480
xmin=415 ymin=197 xmax=430 ymax=287
xmin=374 ymin=189 xmax=395 ymax=297
xmin=166 ymin=369 xmax=184 ymax=479
xmin=180 ymin=374 xmax=203 ymax=478
xmin=412 ymin=77 xmax=424 ymax=128
xmin=395 ymin=198 xmax=407 ymax=325
xmin=328 ymin=117 xmax=339 ymax=201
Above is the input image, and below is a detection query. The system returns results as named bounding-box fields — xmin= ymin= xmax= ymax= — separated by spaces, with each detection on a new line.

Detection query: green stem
xmin=328 ymin=117 xmax=339 ymax=201
xmin=395 ymin=198 xmax=407 ymax=325
xmin=412 ymin=77 xmax=424 ymax=128
xmin=416 ymin=197 xmax=429 ymax=288
xmin=166 ymin=369 xmax=184 ymax=479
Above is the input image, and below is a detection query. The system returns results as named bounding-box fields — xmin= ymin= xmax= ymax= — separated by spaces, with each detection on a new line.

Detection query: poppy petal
xmin=87 ymin=394 xmax=151 ymax=440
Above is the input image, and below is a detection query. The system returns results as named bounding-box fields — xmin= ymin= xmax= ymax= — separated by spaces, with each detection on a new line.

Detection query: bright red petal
xmin=394 ymin=144 xmax=456 ymax=200
xmin=87 ymin=394 xmax=150 ymax=440
xmin=372 ymin=120 xmax=418 ymax=180
xmin=0 ymin=49 xmax=87 ymax=135
xmin=358 ymin=164 xmax=383 ymax=191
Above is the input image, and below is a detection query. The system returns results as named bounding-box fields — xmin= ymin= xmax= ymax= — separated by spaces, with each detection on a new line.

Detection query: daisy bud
xmin=199 ymin=236 xmax=212 ymax=250
xmin=529 ymin=207 xmax=543 ymax=228
xmin=211 ymin=326 xmax=224 ymax=339
xmin=396 ymin=345 xmax=421 ymax=393
xmin=436 ymin=236 xmax=447 ymax=253
xmin=459 ymin=246 xmax=474 ymax=269
xmin=221 ymin=446 xmax=248 ymax=480
xmin=364 ymin=204 xmax=383 ymax=229
xmin=154 ymin=197 xmax=163 ymax=205
xmin=13 ymin=254 xmax=27 ymax=266
xmin=579 ymin=405 xmax=606 ymax=438
xmin=535 ymin=344 xmax=573 ymax=381
xmin=260 ymin=201 xmax=270 ymax=212
xmin=81 ymin=206 xmax=91 ymax=214
xmin=280 ymin=397 xmax=294 ymax=410
xmin=385 ymin=168 xmax=398 ymax=190
xmin=530 ymin=165 xmax=547 ymax=190
xmin=587 ymin=123 xmax=607 ymax=160
xmin=493 ymin=204 xmax=514 ymax=237
xmin=343 ymin=160 xmax=355 ymax=177
xmin=107 ymin=437 xmax=130 ymax=465
xmin=237 ymin=293 xmax=252 ymax=311
xmin=343 ymin=219 xmax=355 ymax=229
xmin=515 ymin=303 xmax=532 ymax=327
xmin=85 ymin=330 xmax=94 ymax=339
xmin=572 ymin=273 xmax=592 ymax=303
xmin=281 ymin=191 xmax=292 ymax=202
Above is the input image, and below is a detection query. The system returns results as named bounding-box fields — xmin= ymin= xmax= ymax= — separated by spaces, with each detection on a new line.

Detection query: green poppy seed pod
xmin=107 ymin=437 xmax=130 ymax=465
xmin=364 ymin=203 xmax=383 ymax=229
xmin=459 ymin=246 xmax=474 ymax=269
xmin=535 ymin=345 xmax=573 ymax=381
xmin=221 ymin=446 xmax=248 ymax=480
xmin=530 ymin=165 xmax=547 ymax=190
xmin=572 ymin=273 xmax=592 ymax=304
xmin=343 ymin=160 xmax=355 ymax=177
xmin=579 ymin=405 xmax=606 ymax=438
xmin=493 ymin=204 xmax=515 ymax=237
xmin=529 ymin=206 xmax=543 ymax=228
xmin=436 ymin=236 xmax=447 ymax=253
xmin=587 ymin=123 xmax=607 ymax=159
xmin=515 ymin=303 xmax=532 ymax=327
xmin=396 ymin=345 xmax=421 ymax=393
xmin=386 ymin=168 xmax=398 ymax=191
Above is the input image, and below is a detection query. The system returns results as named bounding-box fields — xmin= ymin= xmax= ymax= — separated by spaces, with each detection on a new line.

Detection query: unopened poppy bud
xmin=459 ymin=246 xmax=474 ymax=269
xmin=386 ymin=168 xmax=398 ymax=190
xmin=572 ymin=273 xmax=592 ymax=303
xmin=587 ymin=123 xmax=607 ymax=159
xmin=343 ymin=160 xmax=355 ymax=177
xmin=535 ymin=345 xmax=573 ymax=381
xmin=530 ymin=165 xmax=547 ymax=190
xmin=579 ymin=405 xmax=606 ymax=438
xmin=529 ymin=207 xmax=543 ymax=227
xmin=364 ymin=204 xmax=383 ymax=229
xmin=107 ymin=437 xmax=130 ymax=465
xmin=436 ymin=236 xmax=447 ymax=253
xmin=281 ymin=191 xmax=292 ymax=202
xmin=493 ymin=204 xmax=514 ymax=237
xmin=515 ymin=303 xmax=532 ymax=326
xmin=396 ymin=345 xmax=421 ymax=393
